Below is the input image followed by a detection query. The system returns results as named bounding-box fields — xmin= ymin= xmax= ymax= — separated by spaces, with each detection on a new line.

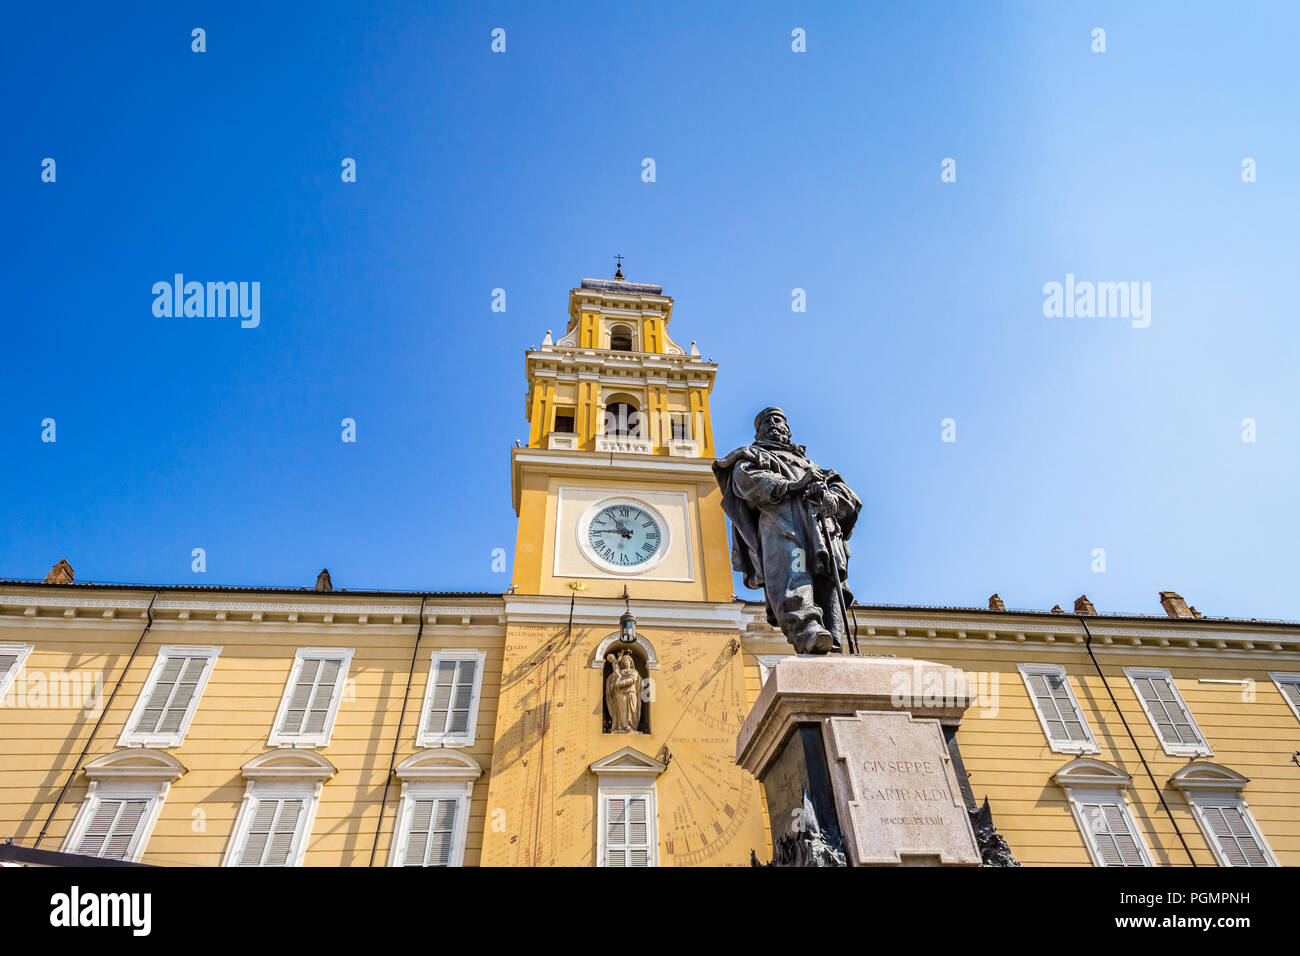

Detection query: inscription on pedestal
xmin=826 ymin=710 xmax=980 ymax=865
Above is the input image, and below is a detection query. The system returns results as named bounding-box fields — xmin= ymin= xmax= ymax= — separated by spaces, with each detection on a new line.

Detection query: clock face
xmin=580 ymin=499 xmax=666 ymax=572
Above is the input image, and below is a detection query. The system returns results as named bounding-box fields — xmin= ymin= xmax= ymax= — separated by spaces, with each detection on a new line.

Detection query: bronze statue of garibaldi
xmin=713 ymin=407 xmax=862 ymax=654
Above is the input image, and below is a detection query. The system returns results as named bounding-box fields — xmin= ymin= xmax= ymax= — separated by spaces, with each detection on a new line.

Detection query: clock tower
xmin=509 ymin=270 xmax=734 ymax=603
xmin=483 ymin=269 xmax=766 ymax=868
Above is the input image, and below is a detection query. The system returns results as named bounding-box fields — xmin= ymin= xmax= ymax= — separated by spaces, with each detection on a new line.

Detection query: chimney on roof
xmin=44 ymin=559 xmax=74 ymax=585
xmin=988 ymin=593 xmax=1006 ymax=611
xmin=1159 ymin=591 xmax=1197 ymax=619
xmin=1074 ymin=594 xmax=1096 ymax=615
xmin=315 ymin=569 xmax=333 ymax=592
xmin=1050 ymin=605 xmax=1064 ymax=614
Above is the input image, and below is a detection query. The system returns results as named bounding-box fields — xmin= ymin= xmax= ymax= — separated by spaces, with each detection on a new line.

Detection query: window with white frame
xmin=233 ymin=795 xmax=310 ymax=867
xmin=1124 ymin=668 xmax=1211 ymax=756
xmin=268 ymin=648 xmax=353 ymax=747
xmin=117 ymin=645 xmax=220 ymax=748
xmin=591 ymin=746 xmax=665 ymax=867
xmin=61 ymin=749 xmax=187 ymax=863
xmin=397 ymin=794 xmax=461 ymax=866
xmin=1018 ymin=663 xmax=1098 ymax=753
xmin=416 ymin=649 xmax=485 ymax=748
xmin=1071 ymin=791 xmax=1151 ymax=867
xmin=1169 ymin=762 xmax=1277 ymax=867
xmin=223 ymin=749 xmax=335 ymax=867
xmin=1192 ymin=795 xmax=1276 ymax=867
xmin=1269 ymin=673 xmax=1300 ymax=723
xmin=1053 ymin=758 xmax=1152 ymax=868
xmin=0 ymin=642 xmax=33 ymax=704
xmin=387 ymin=749 xmax=481 ymax=867
xmin=603 ymin=791 xmax=653 ymax=867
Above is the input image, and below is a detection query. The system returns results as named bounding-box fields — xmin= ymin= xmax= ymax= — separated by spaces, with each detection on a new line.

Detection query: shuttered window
xmin=0 ymin=643 xmax=34 ymax=704
xmin=1192 ymin=796 xmax=1275 ymax=867
xmin=120 ymin=648 xmax=219 ymax=746
xmin=1270 ymin=674 xmax=1300 ymax=723
xmin=1124 ymin=669 xmax=1210 ymax=756
xmin=75 ymin=798 xmax=152 ymax=861
xmin=417 ymin=651 xmax=484 ymax=747
xmin=1019 ymin=664 xmax=1097 ymax=752
xmin=269 ymin=649 xmax=353 ymax=747
xmin=605 ymin=794 xmax=652 ymax=867
xmin=402 ymin=798 xmax=460 ymax=866
xmin=1075 ymin=796 xmax=1149 ymax=867
xmin=237 ymin=797 xmax=306 ymax=866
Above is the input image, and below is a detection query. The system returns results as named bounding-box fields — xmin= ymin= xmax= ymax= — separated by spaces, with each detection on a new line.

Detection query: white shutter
xmin=403 ymin=798 xmax=459 ymax=866
xmin=1022 ymin=667 xmax=1092 ymax=748
xmin=419 ymin=653 xmax=483 ymax=744
xmin=278 ymin=656 xmax=344 ymax=737
xmin=0 ymin=644 xmax=32 ymax=704
xmin=448 ymin=660 xmax=478 ymax=735
xmin=606 ymin=796 xmax=628 ymax=867
xmin=1199 ymin=802 xmax=1271 ymax=867
xmin=133 ymin=655 xmax=210 ymax=736
xmin=239 ymin=797 xmax=305 ymax=866
xmin=1079 ymin=799 xmax=1148 ymax=867
xmin=76 ymin=798 xmax=150 ymax=860
xmin=423 ymin=661 xmax=456 ymax=736
xmin=1278 ymin=679 xmax=1300 ymax=714
xmin=1133 ymin=676 xmax=1201 ymax=749
xmin=627 ymin=796 xmax=650 ymax=866
xmin=605 ymin=793 xmax=652 ymax=867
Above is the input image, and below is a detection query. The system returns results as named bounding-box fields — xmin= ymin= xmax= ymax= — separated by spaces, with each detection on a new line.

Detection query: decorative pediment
xmin=394 ymin=749 xmax=483 ymax=783
xmin=241 ymin=748 xmax=336 ymax=782
xmin=1052 ymin=757 xmax=1132 ymax=789
xmin=590 ymin=746 xmax=666 ymax=777
xmin=1168 ymin=761 xmax=1249 ymax=793
xmin=83 ymin=748 xmax=187 ymax=782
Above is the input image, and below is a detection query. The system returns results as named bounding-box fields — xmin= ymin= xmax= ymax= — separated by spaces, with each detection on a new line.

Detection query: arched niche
xmin=590 ymin=632 xmax=659 ymax=670
xmin=599 ymin=639 xmax=651 ymax=735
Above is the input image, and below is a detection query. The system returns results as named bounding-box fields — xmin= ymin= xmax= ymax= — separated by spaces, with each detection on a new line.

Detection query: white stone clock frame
xmin=574 ymin=495 xmax=672 ymax=575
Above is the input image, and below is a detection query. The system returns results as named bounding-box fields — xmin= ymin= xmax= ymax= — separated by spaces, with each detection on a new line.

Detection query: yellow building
xmin=1 ymin=273 xmax=1297 ymax=868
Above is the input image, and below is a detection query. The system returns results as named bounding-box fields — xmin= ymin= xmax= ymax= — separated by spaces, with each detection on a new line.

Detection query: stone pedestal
xmin=736 ymin=656 xmax=982 ymax=866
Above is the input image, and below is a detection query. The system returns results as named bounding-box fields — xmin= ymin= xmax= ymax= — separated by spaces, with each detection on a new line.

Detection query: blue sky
xmin=2 ymin=2 xmax=1297 ymax=620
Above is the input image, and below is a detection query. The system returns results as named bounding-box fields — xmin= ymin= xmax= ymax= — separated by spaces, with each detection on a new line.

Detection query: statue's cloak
xmin=712 ymin=442 xmax=861 ymax=624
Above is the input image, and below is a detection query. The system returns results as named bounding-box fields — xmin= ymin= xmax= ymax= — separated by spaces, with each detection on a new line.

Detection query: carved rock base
xmin=737 ymin=656 xmax=992 ymax=867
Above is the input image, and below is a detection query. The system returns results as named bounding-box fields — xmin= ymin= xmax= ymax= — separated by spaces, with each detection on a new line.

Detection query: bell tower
xmin=509 ymin=269 xmax=733 ymax=602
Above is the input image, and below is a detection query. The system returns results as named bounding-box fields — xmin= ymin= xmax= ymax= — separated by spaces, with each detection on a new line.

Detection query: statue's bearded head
xmin=754 ymin=407 xmax=792 ymax=444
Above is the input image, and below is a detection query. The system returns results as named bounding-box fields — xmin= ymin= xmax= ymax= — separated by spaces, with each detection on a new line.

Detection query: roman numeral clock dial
xmin=579 ymin=499 xmax=666 ymax=573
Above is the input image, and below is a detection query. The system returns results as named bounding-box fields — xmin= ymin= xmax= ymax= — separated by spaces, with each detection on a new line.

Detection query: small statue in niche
xmin=604 ymin=649 xmax=642 ymax=733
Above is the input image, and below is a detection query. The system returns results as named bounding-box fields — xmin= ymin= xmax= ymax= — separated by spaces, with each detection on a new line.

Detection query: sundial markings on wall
xmin=658 ymin=637 xmax=756 ymax=865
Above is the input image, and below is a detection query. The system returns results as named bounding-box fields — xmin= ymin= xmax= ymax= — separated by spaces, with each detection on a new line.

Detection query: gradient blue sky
xmin=3 ymin=2 xmax=1297 ymax=620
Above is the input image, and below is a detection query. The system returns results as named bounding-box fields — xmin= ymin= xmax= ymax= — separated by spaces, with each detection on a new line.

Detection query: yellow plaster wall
xmin=0 ymin=617 xmax=503 ymax=867
xmin=481 ymin=622 xmax=765 ymax=866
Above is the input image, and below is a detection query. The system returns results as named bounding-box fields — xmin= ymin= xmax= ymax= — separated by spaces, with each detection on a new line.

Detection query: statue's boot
xmin=792 ymin=627 xmax=833 ymax=655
